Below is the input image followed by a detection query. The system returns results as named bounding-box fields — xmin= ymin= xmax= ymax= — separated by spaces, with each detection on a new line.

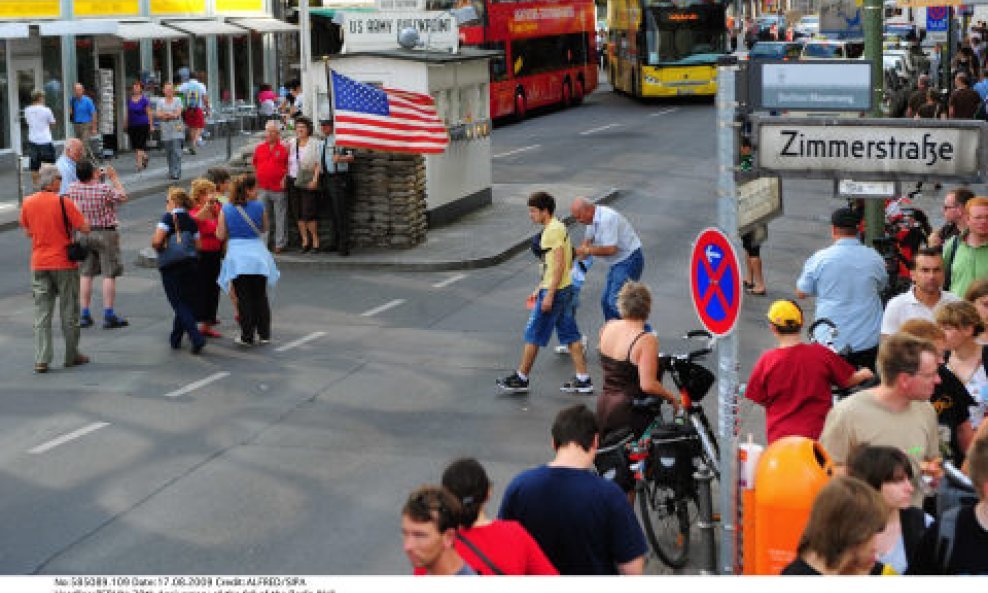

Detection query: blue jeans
xmin=162 ymin=138 xmax=182 ymax=178
xmin=160 ymin=261 xmax=203 ymax=349
xmin=602 ymin=248 xmax=644 ymax=321
xmin=523 ymin=285 xmax=582 ymax=347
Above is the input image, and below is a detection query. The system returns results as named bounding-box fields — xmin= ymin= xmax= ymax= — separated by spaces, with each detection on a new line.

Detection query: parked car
xmin=748 ymin=41 xmax=804 ymax=61
xmin=756 ymin=14 xmax=787 ymax=41
xmin=801 ymin=39 xmax=865 ymax=59
xmin=794 ymin=15 xmax=819 ymax=39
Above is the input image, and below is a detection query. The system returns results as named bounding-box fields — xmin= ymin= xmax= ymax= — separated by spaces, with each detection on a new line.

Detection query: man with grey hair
xmin=570 ymin=198 xmax=645 ymax=322
xmin=19 ymin=163 xmax=92 ymax=373
xmin=906 ymin=74 xmax=931 ymax=118
xmin=252 ymin=119 xmax=289 ymax=253
xmin=56 ymin=138 xmax=85 ymax=196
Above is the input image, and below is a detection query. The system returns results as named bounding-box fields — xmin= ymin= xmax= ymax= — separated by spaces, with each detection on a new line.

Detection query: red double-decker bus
xmin=430 ymin=0 xmax=598 ymax=119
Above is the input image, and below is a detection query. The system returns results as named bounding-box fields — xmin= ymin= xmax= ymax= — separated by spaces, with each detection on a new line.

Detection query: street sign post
xmin=689 ymin=227 xmax=742 ymax=338
xmin=749 ymin=61 xmax=872 ymax=112
xmin=751 ymin=116 xmax=988 ymax=182
xmin=927 ymin=6 xmax=950 ymax=43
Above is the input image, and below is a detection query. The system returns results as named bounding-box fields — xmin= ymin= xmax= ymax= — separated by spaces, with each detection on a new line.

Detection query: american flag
xmin=331 ymin=70 xmax=449 ymax=154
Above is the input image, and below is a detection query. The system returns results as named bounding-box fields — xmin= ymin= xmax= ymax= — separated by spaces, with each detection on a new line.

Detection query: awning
xmin=165 ymin=19 xmax=248 ymax=37
xmin=0 ymin=23 xmax=29 ymax=39
xmin=38 ymin=19 xmax=119 ymax=36
xmin=229 ymin=17 xmax=297 ymax=34
xmin=115 ymin=22 xmax=189 ymax=41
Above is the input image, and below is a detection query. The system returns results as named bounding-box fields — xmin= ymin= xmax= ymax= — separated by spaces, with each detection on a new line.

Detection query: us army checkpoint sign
xmin=751 ymin=116 xmax=988 ymax=183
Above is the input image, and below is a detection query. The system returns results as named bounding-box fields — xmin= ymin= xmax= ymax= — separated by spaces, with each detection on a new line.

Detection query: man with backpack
xmin=496 ymin=192 xmax=592 ymax=394
xmin=943 ymin=196 xmax=988 ymax=298
xmin=909 ymin=437 xmax=988 ymax=574
xmin=178 ymin=71 xmax=209 ymax=155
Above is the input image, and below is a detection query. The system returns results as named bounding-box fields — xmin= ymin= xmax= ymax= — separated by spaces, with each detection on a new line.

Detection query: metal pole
xmin=16 ymin=153 xmax=25 ymax=207
xmin=225 ymin=120 xmax=232 ymax=161
xmin=694 ymin=466 xmax=718 ymax=574
xmin=716 ymin=55 xmax=739 ymax=575
xmin=863 ymin=0 xmax=884 ymax=246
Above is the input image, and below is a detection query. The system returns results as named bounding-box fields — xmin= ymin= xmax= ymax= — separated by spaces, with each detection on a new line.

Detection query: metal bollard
xmin=16 ymin=153 xmax=25 ymax=207
xmin=694 ymin=464 xmax=718 ymax=574
xmin=225 ymin=119 xmax=232 ymax=161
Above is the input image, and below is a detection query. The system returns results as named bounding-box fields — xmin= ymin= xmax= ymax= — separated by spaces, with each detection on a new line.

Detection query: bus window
xmin=483 ymin=41 xmax=508 ymax=81
xmin=511 ymin=33 xmax=591 ymax=77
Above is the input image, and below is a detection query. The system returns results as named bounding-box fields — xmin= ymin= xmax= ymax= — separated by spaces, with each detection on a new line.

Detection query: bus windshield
xmin=426 ymin=0 xmax=485 ymax=25
xmin=643 ymin=3 xmax=726 ymax=65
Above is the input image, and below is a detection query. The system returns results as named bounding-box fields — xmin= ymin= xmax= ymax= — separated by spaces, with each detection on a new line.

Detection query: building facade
xmin=0 ymin=0 xmax=295 ymax=162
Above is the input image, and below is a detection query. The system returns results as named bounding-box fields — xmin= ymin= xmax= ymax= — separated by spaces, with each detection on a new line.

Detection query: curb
xmin=136 ymin=187 xmax=622 ymax=272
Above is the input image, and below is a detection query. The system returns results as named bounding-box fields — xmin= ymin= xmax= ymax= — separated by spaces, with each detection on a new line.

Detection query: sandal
xmin=746 ymin=286 xmax=767 ymax=296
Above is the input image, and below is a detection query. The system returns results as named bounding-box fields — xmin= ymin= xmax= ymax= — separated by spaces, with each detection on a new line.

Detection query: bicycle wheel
xmin=638 ymin=478 xmax=692 ymax=568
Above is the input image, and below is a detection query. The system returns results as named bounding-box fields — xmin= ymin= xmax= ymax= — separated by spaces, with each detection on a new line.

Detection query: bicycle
xmin=595 ymin=329 xmax=720 ymax=568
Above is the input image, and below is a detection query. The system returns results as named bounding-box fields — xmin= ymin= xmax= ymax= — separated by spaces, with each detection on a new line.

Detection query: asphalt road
xmin=0 ymin=83 xmax=787 ymax=575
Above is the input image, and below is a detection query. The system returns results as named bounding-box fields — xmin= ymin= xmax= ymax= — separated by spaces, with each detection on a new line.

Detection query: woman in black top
xmin=848 ymin=445 xmax=932 ymax=574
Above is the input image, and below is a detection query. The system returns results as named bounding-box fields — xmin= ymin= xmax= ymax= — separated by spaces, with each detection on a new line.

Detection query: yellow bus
xmin=607 ymin=0 xmax=729 ymax=98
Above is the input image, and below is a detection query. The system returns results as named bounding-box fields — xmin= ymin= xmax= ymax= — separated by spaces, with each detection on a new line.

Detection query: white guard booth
xmin=304 ymin=10 xmax=500 ymax=226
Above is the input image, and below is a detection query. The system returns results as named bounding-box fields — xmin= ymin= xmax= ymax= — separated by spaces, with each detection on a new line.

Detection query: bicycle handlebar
xmin=681 ymin=329 xmax=716 ymax=361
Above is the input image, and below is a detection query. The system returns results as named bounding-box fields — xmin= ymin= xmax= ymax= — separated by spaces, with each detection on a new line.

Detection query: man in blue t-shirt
xmin=498 ymin=404 xmax=647 ymax=575
xmin=70 ymin=83 xmax=98 ymax=162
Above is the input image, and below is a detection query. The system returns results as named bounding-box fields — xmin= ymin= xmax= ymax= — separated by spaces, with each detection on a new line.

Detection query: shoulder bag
xmin=157 ymin=212 xmax=198 ymax=269
xmin=293 ymin=140 xmax=316 ymax=189
xmin=455 ymin=532 xmax=504 ymax=575
xmin=60 ymin=197 xmax=89 ymax=262
xmin=235 ymin=205 xmax=263 ymax=237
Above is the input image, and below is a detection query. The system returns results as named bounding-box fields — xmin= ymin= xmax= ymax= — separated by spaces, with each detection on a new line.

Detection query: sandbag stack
xmin=349 ymin=150 xmax=427 ymax=249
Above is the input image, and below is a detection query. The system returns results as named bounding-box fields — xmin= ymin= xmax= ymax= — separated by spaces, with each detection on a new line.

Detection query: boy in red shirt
xmin=745 ymin=300 xmax=874 ymax=443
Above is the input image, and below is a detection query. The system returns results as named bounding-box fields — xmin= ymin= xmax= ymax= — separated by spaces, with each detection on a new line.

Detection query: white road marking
xmin=360 ymin=299 xmax=406 ymax=317
xmin=163 ymin=371 xmax=231 ymax=399
xmin=493 ymin=144 xmax=541 ymax=159
xmin=29 ymin=422 xmax=111 ymax=455
xmin=649 ymin=108 xmax=680 ymax=117
xmin=432 ymin=273 xmax=467 ymax=288
xmin=579 ymin=123 xmax=622 ymax=135
xmin=275 ymin=331 xmax=327 ymax=353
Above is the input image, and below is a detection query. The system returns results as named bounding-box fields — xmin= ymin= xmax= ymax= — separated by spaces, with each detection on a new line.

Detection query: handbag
xmin=157 ymin=212 xmax=198 ymax=269
xmin=60 ymin=197 xmax=89 ymax=262
xmin=293 ymin=140 xmax=316 ymax=189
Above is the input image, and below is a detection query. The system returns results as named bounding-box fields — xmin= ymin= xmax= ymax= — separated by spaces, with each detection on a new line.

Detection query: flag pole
xmin=325 ymin=58 xmax=336 ymax=124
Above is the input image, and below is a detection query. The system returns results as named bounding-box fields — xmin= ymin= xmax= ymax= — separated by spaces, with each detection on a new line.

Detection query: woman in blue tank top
xmin=216 ymin=174 xmax=280 ymax=346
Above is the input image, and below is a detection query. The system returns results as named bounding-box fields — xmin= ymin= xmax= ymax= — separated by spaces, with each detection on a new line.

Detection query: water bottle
xmin=738 ymin=434 xmax=764 ymax=490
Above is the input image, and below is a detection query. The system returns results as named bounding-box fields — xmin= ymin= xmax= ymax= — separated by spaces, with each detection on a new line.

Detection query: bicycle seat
xmin=631 ymin=396 xmax=664 ymax=415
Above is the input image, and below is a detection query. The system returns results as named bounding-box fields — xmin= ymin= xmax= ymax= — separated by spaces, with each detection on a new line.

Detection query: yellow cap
xmin=767 ymin=300 xmax=802 ymax=328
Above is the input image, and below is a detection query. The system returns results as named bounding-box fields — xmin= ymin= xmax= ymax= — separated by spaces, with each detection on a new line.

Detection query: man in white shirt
xmin=571 ymin=198 xmax=644 ymax=322
xmin=882 ymin=247 xmax=960 ymax=338
xmin=24 ymin=90 xmax=57 ymax=189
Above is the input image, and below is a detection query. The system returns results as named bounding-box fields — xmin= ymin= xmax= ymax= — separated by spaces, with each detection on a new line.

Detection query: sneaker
xmin=561 ymin=376 xmax=594 ymax=394
xmin=555 ymin=335 xmax=589 ymax=355
xmin=258 ymin=338 xmax=270 ymax=345
xmin=103 ymin=315 xmax=129 ymax=329
xmin=496 ymin=372 xmax=529 ymax=394
xmin=200 ymin=324 xmax=222 ymax=339
xmin=234 ymin=336 xmax=254 ymax=347
xmin=188 ymin=146 xmax=197 ymax=155
xmin=79 ymin=314 xmax=94 ymax=328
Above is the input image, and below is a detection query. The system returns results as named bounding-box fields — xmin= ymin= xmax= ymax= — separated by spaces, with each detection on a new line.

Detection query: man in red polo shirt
xmin=253 ymin=119 xmax=290 ymax=253
xmin=20 ymin=163 xmax=92 ymax=373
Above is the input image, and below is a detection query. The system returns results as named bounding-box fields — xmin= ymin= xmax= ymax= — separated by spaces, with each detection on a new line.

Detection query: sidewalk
xmin=0 ymin=130 xmax=260 ymax=232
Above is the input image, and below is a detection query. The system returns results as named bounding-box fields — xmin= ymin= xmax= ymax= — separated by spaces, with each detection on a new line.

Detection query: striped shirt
xmin=67 ymin=181 xmax=125 ymax=228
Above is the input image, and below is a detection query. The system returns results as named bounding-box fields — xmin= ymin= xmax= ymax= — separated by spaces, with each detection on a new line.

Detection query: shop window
xmin=42 ymin=36 xmax=65 ymax=141
xmin=0 ymin=42 xmax=8 ymax=150
xmin=217 ymin=37 xmax=232 ymax=105
xmin=233 ymin=35 xmax=250 ymax=104
xmin=251 ymin=32 xmax=265 ymax=104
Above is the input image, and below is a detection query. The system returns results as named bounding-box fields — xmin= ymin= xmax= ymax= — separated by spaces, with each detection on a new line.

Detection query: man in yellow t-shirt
xmin=498 ymin=192 xmax=592 ymax=394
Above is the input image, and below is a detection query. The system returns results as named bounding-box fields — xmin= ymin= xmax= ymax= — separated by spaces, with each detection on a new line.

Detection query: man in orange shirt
xmin=20 ymin=163 xmax=91 ymax=373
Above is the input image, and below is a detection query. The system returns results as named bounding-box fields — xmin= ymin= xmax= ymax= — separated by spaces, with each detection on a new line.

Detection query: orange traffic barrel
xmin=752 ymin=436 xmax=833 ymax=575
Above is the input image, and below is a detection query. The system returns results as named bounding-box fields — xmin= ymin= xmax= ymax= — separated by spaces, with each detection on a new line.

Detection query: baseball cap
xmin=767 ymin=300 xmax=802 ymax=328
xmin=830 ymin=206 xmax=861 ymax=229
xmin=319 ymin=118 xmax=333 ymax=126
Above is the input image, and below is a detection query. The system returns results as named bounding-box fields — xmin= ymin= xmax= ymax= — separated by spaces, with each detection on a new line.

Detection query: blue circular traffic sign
xmin=689 ymin=227 xmax=742 ymax=337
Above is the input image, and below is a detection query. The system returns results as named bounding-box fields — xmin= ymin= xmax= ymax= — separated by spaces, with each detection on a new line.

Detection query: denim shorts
xmin=523 ymin=285 xmax=582 ymax=347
